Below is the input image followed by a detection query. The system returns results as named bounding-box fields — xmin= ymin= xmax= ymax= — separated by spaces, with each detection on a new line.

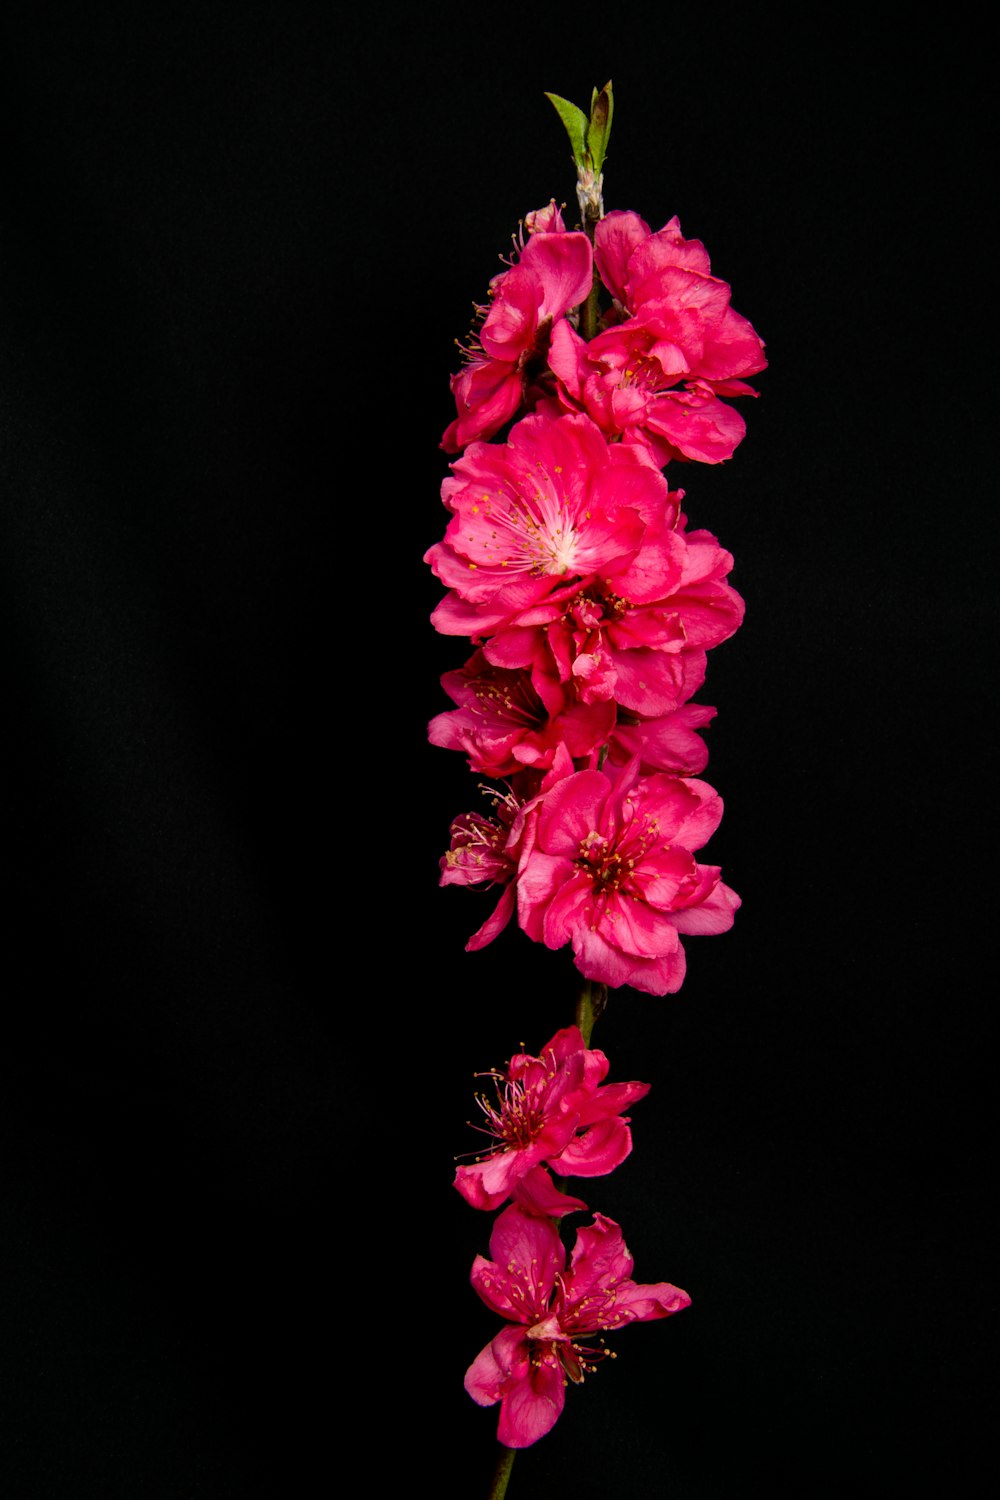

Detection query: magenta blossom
xmin=480 ymin=511 xmax=743 ymax=720
xmin=549 ymin=210 xmax=766 ymax=466
xmin=428 ymin=650 xmax=615 ymax=776
xmin=443 ymin=223 xmax=592 ymax=451
xmin=438 ymin=750 xmax=574 ymax=951
xmin=517 ymin=756 xmax=740 ymax=995
xmin=454 ymin=1024 xmax=649 ymax=1211
xmin=439 ymin=784 xmax=532 ymax=952
xmin=427 ymin=411 xmax=674 ymax=643
xmin=607 ymin=701 xmax=717 ymax=776
xmin=466 ymin=1204 xmax=690 ymax=1447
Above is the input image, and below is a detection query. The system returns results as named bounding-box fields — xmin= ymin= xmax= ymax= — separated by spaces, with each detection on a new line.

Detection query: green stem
xmin=488 ymin=1446 xmax=516 ymax=1500
xmin=575 ymin=979 xmax=594 ymax=1046
xmin=574 ymin=979 xmax=608 ymax=1046
xmin=580 ymin=269 xmax=601 ymax=342
xmin=578 ymin=171 xmax=603 ymax=342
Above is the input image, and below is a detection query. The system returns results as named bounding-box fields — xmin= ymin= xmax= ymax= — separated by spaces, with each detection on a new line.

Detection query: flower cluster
xmin=431 ymin=99 xmax=763 ymax=1454
xmin=427 ymin=197 xmax=762 ymax=996
xmin=458 ymin=1028 xmax=689 ymax=1447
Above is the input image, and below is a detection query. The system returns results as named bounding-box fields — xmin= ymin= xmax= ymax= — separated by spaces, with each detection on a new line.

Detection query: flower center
xmin=471 ymin=670 xmax=546 ymax=731
xmin=526 ymin=1333 xmax=616 ymax=1385
xmin=572 ymin=586 xmax=630 ymax=628
xmin=577 ymin=832 xmax=625 ymax=893
xmin=576 ymin=805 xmax=660 ymax=897
xmin=619 ymin=355 xmax=662 ymax=392
xmin=470 ymin=475 xmax=584 ymax=578
xmin=471 ymin=1072 xmax=548 ymax=1153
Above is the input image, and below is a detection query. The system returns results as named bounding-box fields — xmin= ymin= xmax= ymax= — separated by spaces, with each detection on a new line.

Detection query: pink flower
xmin=443 ymin=227 xmax=593 ymax=451
xmin=607 ymin=701 xmax=717 ymax=776
xmin=466 ymin=1204 xmax=690 ymax=1447
xmin=479 ymin=509 xmax=743 ymax=721
xmin=549 ymin=211 xmax=766 ymax=466
xmin=428 ymin=650 xmax=615 ymax=776
xmin=439 ymin=784 xmax=530 ymax=952
xmin=427 ymin=411 xmax=673 ymax=642
xmin=517 ymin=757 xmax=740 ymax=995
xmin=438 ymin=751 xmax=571 ymax=951
xmin=524 ymin=200 xmax=566 ymax=235
xmin=454 ymin=1024 xmax=649 ymax=1211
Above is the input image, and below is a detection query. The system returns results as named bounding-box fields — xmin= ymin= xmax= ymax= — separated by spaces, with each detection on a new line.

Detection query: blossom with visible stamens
xmin=439 ymin=783 xmax=530 ymax=952
xmin=516 ymin=755 xmax=740 ymax=995
xmin=427 ymin=411 xmax=670 ymax=642
xmin=443 ymin=222 xmax=592 ymax=451
xmin=439 ymin=749 xmax=579 ymax=951
xmin=479 ymin=509 xmax=743 ymax=721
xmin=428 ymin=649 xmax=615 ymax=776
xmin=465 ymin=1204 xmax=690 ymax=1447
xmin=454 ymin=1024 xmax=649 ymax=1211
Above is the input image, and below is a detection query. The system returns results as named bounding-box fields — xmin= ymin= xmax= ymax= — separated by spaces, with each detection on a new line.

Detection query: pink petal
xmin=539 ymin=1025 xmax=585 ymax=1066
xmin=519 ymin=231 xmax=593 ymax=323
xmin=611 ymin=1279 xmax=692 ymax=1322
xmin=574 ymin=1078 xmax=650 ymax=1125
xmin=608 ymin=647 xmax=697 ymax=716
xmin=540 ymin=871 xmax=594 ymax=951
xmin=608 ymin=703 xmax=716 ymax=776
xmin=444 ymin=358 xmax=524 ymax=450
xmin=547 ymin=318 xmax=588 ymax=400
xmin=496 ymin=1348 xmax=566 ymax=1448
xmin=667 ymin=875 xmax=741 ymax=935
xmin=453 ymin=1136 xmax=545 ymax=1212
xmin=574 ymin=923 xmax=687 ymax=995
xmin=645 ymin=390 xmax=747 ymax=464
xmin=627 ymin=216 xmax=712 ymax=296
xmin=553 ymin=1116 xmax=633 ymax=1177
xmin=465 ymin=1328 xmax=524 ymax=1407
xmin=536 ymin=771 xmax=609 ymax=854
xmin=517 ymin=852 xmax=575 ymax=943
xmin=565 ymin=1213 xmax=634 ymax=1302
xmin=512 ymin=1165 xmax=588 ymax=1218
xmin=479 ymin=262 xmax=543 ymax=359
xmin=594 ymin=210 xmax=652 ymax=305
xmin=466 ymin=882 xmax=516 ymax=952
xmin=570 ymin=924 xmax=646 ymax=989
xmin=487 ymin=1205 xmax=565 ymax=1291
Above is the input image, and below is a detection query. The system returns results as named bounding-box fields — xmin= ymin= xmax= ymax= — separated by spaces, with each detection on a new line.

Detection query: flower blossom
xmin=439 ymin=783 xmax=530 ymax=951
xmin=443 ymin=219 xmax=592 ymax=451
xmin=517 ymin=756 xmax=740 ymax=995
xmin=549 ymin=210 xmax=766 ymax=466
xmin=428 ymin=411 xmax=666 ymax=639
xmin=428 ymin=649 xmax=615 ymax=777
xmin=480 ymin=509 xmax=743 ymax=721
xmin=466 ymin=1204 xmax=690 ymax=1447
xmin=438 ymin=749 xmax=573 ymax=951
xmin=428 ymin=651 xmax=717 ymax=779
xmin=607 ymin=700 xmax=717 ymax=776
xmin=427 ymin=411 xmax=741 ymax=720
xmin=454 ymin=1024 xmax=649 ymax=1211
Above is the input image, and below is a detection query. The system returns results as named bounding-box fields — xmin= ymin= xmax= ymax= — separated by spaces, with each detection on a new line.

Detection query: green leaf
xmin=586 ymin=81 xmax=614 ymax=174
xmin=545 ymin=92 xmax=589 ymax=167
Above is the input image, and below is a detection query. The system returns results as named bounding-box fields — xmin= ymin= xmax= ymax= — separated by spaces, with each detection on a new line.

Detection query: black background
xmin=1 ymin=6 xmax=993 ymax=1496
